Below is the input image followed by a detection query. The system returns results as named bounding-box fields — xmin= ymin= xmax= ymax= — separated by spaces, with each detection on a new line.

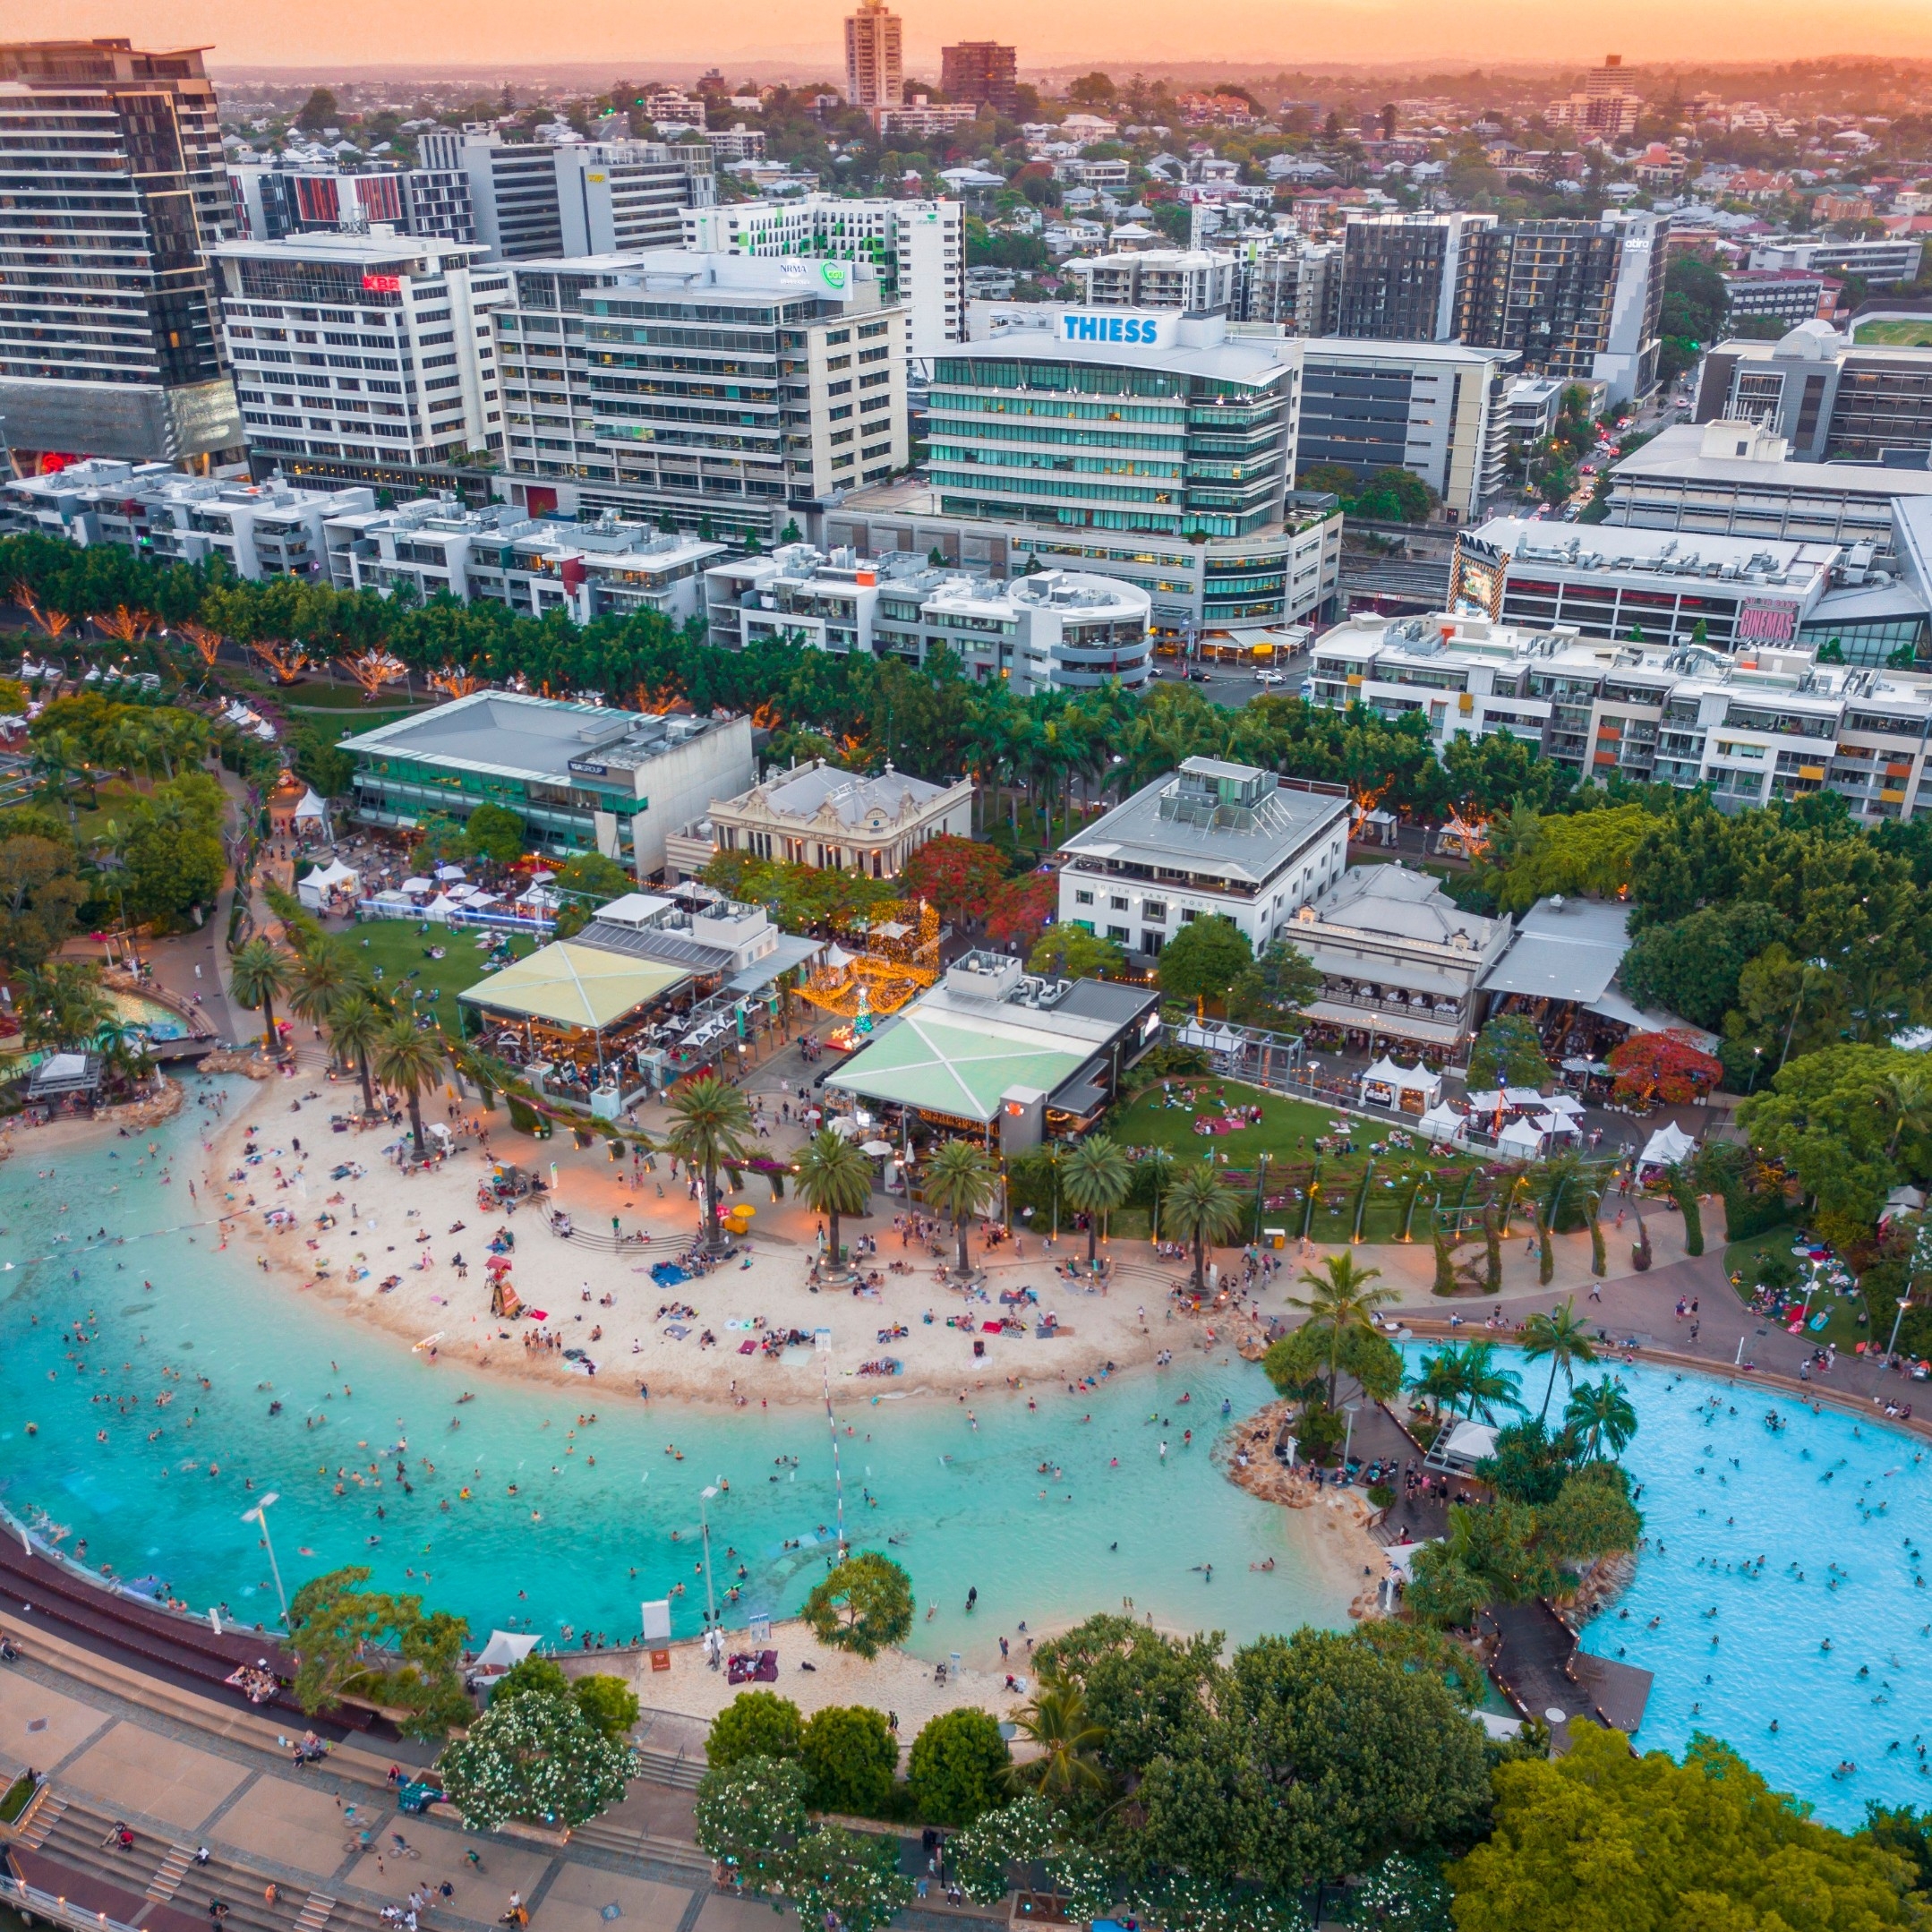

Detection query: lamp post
xmin=699 ymin=1483 xmax=721 ymax=1660
xmin=240 ymin=1492 xmax=287 ymax=1627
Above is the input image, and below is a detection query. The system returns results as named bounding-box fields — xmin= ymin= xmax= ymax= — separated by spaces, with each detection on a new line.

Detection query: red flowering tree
xmin=1607 ymin=1030 xmax=1724 ymax=1107
xmin=899 ymin=835 xmax=1009 ymax=931
xmin=983 ymin=871 xmax=1060 ymax=950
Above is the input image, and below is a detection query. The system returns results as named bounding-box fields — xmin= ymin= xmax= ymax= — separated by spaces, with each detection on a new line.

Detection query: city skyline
xmin=27 ymin=0 xmax=1932 ymax=74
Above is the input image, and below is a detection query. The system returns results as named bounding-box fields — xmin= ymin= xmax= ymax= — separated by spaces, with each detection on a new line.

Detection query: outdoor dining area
xmin=457 ymin=942 xmax=695 ymax=1118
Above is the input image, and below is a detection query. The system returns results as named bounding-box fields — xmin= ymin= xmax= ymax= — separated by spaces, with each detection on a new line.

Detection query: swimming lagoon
xmin=5 ymin=1085 xmax=1932 ymax=1823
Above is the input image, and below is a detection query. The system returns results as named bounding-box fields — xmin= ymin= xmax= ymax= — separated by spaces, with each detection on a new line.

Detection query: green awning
xmin=827 ymin=1012 xmax=1089 ymax=1124
xmin=459 ymin=942 xmax=688 ymax=1032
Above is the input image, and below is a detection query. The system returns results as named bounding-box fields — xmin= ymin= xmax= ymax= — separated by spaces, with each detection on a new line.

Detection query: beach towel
xmin=982 ymin=1321 xmax=1003 ymax=1333
xmin=738 ymin=1339 xmax=756 ymax=1355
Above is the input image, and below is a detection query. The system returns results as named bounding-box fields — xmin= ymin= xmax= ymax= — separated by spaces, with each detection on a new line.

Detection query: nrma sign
xmin=1056 ymin=310 xmax=1176 ymax=348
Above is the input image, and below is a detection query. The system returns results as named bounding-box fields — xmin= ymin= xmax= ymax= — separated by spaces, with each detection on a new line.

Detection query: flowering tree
xmin=438 ymin=1690 xmax=632 ymax=1830
xmin=899 ymin=833 xmax=1009 ymax=930
xmin=1607 ymin=1030 xmax=1723 ymax=1107
xmin=984 ymin=870 xmax=1059 ymax=950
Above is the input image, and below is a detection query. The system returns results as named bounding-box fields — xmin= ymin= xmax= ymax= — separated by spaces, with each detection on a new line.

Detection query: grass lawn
xmin=1107 ymin=1076 xmax=1488 ymax=1244
xmin=280 ymin=679 xmax=440 ymax=714
xmin=1855 ymin=319 xmax=1932 ymax=347
xmin=349 ymin=919 xmax=537 ymax=1036
xmin=1723 ymin=1227 xmax=1873 ymax=1351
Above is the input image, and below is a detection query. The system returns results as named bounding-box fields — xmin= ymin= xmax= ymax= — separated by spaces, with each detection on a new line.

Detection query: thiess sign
xmin=1056 ymin=310 xmax=1176 ymax=348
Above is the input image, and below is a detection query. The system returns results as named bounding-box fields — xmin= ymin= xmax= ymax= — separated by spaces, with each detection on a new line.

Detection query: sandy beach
xmin=192 ymin=1070 xmax=1277 ymax=1410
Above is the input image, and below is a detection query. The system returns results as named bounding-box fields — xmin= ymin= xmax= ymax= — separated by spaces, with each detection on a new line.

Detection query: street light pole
xmin=240 ymin=1492 xmax=287 ymax=1627
xmin=699 ymin=1483 xmax=720 ymax=1658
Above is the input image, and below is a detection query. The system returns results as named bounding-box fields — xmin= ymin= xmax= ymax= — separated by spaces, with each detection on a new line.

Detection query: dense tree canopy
xmin=1450 ymin=1724 xmax=1922 ymax=1932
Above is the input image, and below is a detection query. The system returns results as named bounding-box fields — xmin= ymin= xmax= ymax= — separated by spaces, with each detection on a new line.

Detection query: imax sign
xmin=1056 ymin=310 xmax=1177 ymax=349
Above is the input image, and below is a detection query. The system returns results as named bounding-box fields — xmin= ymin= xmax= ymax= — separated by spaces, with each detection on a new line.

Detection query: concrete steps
xmin=146 ymin=1842 xmax=195 ymax=1902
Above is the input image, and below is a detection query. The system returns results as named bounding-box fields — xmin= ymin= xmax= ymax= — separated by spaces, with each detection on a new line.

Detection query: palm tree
xmin=1564 ymin=1377 xmax=1638 ymax=1462
xmin=373 ymin=1015 xmax=446 ymax=1162
xmin=1409 ymin=1346 xmax=1472 ymax=1423
xmin=796 ymin=1127 xmax=875 ymax=1273
xmin=328 ymin=991 xmax=388 ymax=1115
xmin=924 ymin=1137 xmax=999 ymax=1278
xmin=1163 ymin=1160 xmax=1242 ymax=1294
xmin=1060 ymin=1133 xmax=1132 ymax=1272
xmin=19 ymin=961 xmax=113 ymax=1053
xmin=1522 ymin=1298 xmax=1598 ymax=1422
xmin=1004 ymin=1678 xmax=1108 ymax=1801
xmin=1288 ymin=1252 xmax=1398 ymax=1407
xmin=1881 ymin=1069 xmax=1932 ymax=1160
xmin=663 ymin=1073 xmax=754 ymax=1251
xmin=1458 ymin=1340 xmax=1525 ymax=1424
xmin=229 ymin=937 xmax=294 ymax=1055
xmin=288 ymin=936 xmax=360 ymax=1048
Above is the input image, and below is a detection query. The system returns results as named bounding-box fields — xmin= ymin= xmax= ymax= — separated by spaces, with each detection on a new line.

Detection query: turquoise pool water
xmin=1568 ymin=1358 xmax=1932 ymax=1826
xmin=10 ymin=1089 xmax=1930 ymax=1823
xmin=0 ymin=1081 xmax=1348 ymax=1670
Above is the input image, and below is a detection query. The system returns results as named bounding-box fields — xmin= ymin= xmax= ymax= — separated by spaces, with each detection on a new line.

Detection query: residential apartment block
xmin=683 ymin=196 xmax=963 ymax=359
xmin=0 ymin=38 xmax=241 ymax=466
xmin=845 ymin=0 xmax=902 ymax=114
xmin=228 ymin=163 xmax=476 ymax=245
xmin=322 ymin=498 xmax=722 ymax=624
xmin=0 ymin=458 xmax=372 ymax=577
xmin=208 ymin=231 xmax=513 ymax=489
xmin=1456 ymin=210 xmax=1668 ymax=402
xmin=702 ymin=543 xmax=1152 ymax=696
xmin=490 ymin=250 xmax=909 ymax=538
xmin=1309 ymin=608 xmax=1932 ymax=820
xmin=418 ymin=126 xmax=714 ymax=262
xmin=939 ymin=42 xmax=1017 ymax=115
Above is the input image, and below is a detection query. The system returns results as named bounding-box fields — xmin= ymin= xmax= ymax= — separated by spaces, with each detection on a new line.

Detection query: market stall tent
xmin=1498 ymin=1116 xmax=1547 ymax=1158
xmin=292 ymin=788 xmax=329 ymax=826
xmin=1417 ymin=1103 xmax=1466 ymax=1144
xmin=296 ymin=859 xmax=358 ymax=910
xmin=1639 ymin=1122 xmax=1697 ymax=1169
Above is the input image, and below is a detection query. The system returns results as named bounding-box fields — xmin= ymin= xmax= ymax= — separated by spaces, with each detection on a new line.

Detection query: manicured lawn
xmin=1723 ymin=1227 xmax=1873 ymax=1351
xmin=1107 ymin=1076 xmax=1488 ymax=1244
xmin=349 ymin=919 xmax=536 ymax=1035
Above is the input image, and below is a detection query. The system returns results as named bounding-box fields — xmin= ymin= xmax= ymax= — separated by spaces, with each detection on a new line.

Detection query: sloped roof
xmin=458 ymin=943 xmax=688 ymax=1030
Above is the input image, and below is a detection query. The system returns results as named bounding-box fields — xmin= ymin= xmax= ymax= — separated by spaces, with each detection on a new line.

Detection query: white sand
xmin=196 ymin=1075 xmax=1277 ymax=1408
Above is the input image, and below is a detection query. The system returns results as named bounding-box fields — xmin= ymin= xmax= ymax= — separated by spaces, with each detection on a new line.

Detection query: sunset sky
xmin=25 ymin=0 xmax=1932 ymax=76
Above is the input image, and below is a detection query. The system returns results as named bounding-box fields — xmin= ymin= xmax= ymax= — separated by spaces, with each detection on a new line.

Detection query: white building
xmin=1056 ymin=757 xmax=1352 ymax=958
xmin=1308 ymin=607 xmax=1932 ymax=819
xmin=0 ymin=461 xmax=372 ymax=577
xmin=703 ymin=543 xmax=1153 ymax=696
xmin=1604 ymin=419 xmax=1932 ymax=576
xmin=684 ymin=197 xmax=963 ymax=361
xmin=1451 ymin=516 xmax=1840 ymax=653
xmin=845 ymin=0 xmax=902 ymax=114
xmin=1289 ymin=863 xmax=1512 ymax=1055
xmin=664 ymin=757 xmax=973 ymax=882
xmin=207 ymin=231 xmax=514 ymax=480
xmin=322 ymin=498 xmax=722 ymax=623
xmin=1064 ymin=248 xmax=1240 ymax=316
xmin=491 ymin=251 xmax=909 ymax=537
xmin=419 ymin=126 xmax=714 ymax=262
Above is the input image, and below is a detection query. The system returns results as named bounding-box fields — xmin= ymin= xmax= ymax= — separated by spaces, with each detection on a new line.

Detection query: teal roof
xmin=828 ymin=1011 xmax=1089 ymax=1123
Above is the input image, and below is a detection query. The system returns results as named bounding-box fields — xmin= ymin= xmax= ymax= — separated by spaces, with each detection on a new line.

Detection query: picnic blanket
xmin=727 ymin=1649 xmax=779 ymax=1684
